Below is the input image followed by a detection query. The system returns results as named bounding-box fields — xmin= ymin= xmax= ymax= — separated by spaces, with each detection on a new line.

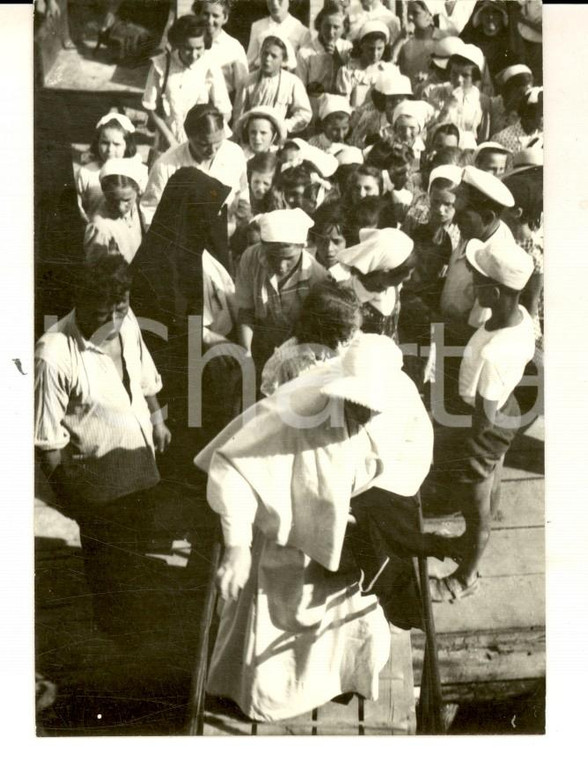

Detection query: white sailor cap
xmin=461 ymin=165 xmax=515 ymax=207
xmin=256 ymin=209 xmax=315 ymax=244
xmin=495 ymin=63 xmax=533 ymax=87
xmin=428 ymin=164 xmax=464 ymax=192
xmin=337 ymin=228 xmax=414 ymax=274
xmin=358 ymin=20 xmax=391 ymax=43
xmin=99 ymin=157 xmax=144 ymax=186
xmin=333 ymin=145 xmax=365 ymax=166
xmin=465 ymin=237 xmax=533 ymax=291
xmin=318 ymin=94 xmax=353 ymax=121
xmin=432 ymin=36 xmax=465 ymax=69
xmin=96 ymin=112 xmax=135 ymax=133
xmin=374 ymin=71 xmax=413 ymax=96
xmin=473 ymin=141 xmax=512 ymax=161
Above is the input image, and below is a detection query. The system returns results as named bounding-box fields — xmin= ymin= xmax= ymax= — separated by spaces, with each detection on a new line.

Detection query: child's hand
xmin=152 ymin=422 xmax=172 ymax=453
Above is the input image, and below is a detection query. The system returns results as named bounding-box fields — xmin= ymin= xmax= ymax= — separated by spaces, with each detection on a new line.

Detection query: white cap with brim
xmin=256 ymin=208 xmax=315 ymax=244
xmin=236 ymin=106 xmax=287 ymax=145
xmin=465 ymin=237 xmax=533 ymax=291
xmin=333 ymin=146 xmax=364 ymax=166
xmin=302 ymin=144 xmax=339 ymax=178
xmin=96 ymin=112 xmax=135 ymax=133
xmin=473 ymin=141 xmax=512 ymax=161
xmin=452 ymin=43 xmax=485 ymax=73
xmin=374 ymin=71 xmax=413 ymax=96
xmin=461 ymin=165 xmax=515 ymax=207
xmin=495 ymin=63 xmax=533 ymax=87
xmin=259 ymin=30 xmax=297 ymax=69
xmin=99 ymin=157 xmax=144 ymax=186
xmin=358 ymin=20 xmax=391 ymax=43
xmin=428 ymin=164 xmax=463 ymax=192
xmin=318 ymin=94 xmax=353 ymax=122
xmin=525 ymin=87 xmax=543 ymax=105
xmin=320 ymin=332 xmax=404 ymax=413
xmin=337 ymin=228 xmax=414 ymax=274
xmin=391 ymin=100 xmax=433 ymax=132
xmin=432 ymin=36 xmax=465 ymax=69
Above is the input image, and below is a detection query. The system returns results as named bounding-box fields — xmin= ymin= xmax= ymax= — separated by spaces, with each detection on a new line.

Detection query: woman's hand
xmin=152 ymin=422 xmax=172 ymax=453
xmin=216 ymin=546 xmax=252 ymax=601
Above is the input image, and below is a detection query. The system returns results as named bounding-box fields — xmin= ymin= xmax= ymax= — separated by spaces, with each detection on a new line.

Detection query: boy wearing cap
xmin=430 ymin=237 xmax=535 ymax=602
xmin=346 ymin=0 xmax=401 ymax=44
xmin=489 ymin=63 xmax=533 ymax=135
xmin=473 ymin=142 xmax=511 ymax=178
xmin=235 ymin=208 xmax=328 ymax=386
xmin=308 ymin=95 xmax=352 ymax=153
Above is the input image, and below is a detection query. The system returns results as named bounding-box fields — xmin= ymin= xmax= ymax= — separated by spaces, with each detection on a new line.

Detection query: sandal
xmin=429 ymin=573 xmax=480 ymax=603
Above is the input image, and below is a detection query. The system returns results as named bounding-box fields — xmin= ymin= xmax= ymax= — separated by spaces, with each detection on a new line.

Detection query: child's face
xmin=394 ymin=116 xmax=420 ymax=145
xmin=177 ymin=35 xmax=206 ymax=67
xmin=284 ymin=183 xmax=307 ymax=210
xmin=263 ymin=242 xmax=304 ymax=278
xmin=429 ymin=186 xmax=456 ymax=227
xmin=260 ymin=42 xmax=285 ymax=76
xmin=196 ymin=2 xmax=228 ymax=40
xmin=105 ymin=185 xmax=137 ymax=218
xmin=316 ymin=224 xmax=346 ymax=269
xmin=384 ymin=95 xmax=407 ymax=124
xmin=98 ymin=127 xmax=126 ymax=162
xmin=280 ymin=145 xmax=300 ymax=164
xmin=450 ymin=62 xmax=476 ymax=90
xmin=267 ymin=0 xmax=288 ymax=21
xmin=250 ymin=170 xmax=274 ymax=200
xmin=324 ymin=113 xmax=350 ymax=143
xmin=454 ymin=185 xmax=490 ymax=240
xmin=319 ymin=12 xmax=344 ymax=51
xmin=388 ymin=161 xmax=411 ymax=188
xmin=476 ymin=151 xmax=507 ymax=178
xmin=360 ymin=35 xmax=386 ymax=66
xmin=408 ymin=2 xmax=433 ymax=31
xmin=349 ymin=173 xmax=381 ymax=202
xmin=480 ymin=8 xmax=505 ymax=37
xmin=248 ymin=118 xmax=276 ymax=153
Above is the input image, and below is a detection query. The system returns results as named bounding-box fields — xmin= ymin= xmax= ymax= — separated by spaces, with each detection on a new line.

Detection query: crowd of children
xmin=36 ymin=1 xmax=544 ymax=713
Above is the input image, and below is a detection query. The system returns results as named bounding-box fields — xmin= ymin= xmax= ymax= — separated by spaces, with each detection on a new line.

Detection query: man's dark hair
xmin=295 ymin=280 xmax=362 ymax=350
xmin=74 ymin=254 xmax=132 ymax=308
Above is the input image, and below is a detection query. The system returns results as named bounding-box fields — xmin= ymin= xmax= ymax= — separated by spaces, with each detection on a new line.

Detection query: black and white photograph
xmin=25 ymin=0 xmax=551 ymax=738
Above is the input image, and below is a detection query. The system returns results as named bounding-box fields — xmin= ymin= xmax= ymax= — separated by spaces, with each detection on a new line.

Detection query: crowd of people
xmin=35 ymin=0 xmax=544 ymax=726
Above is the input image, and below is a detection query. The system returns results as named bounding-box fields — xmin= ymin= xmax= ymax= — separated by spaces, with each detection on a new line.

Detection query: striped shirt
xmin=34 ymin=309 xmax=162 ymax=503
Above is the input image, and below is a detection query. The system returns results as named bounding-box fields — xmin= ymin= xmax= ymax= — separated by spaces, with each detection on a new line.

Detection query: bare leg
xmin=452 ymin=475 xmax=494 ymax=587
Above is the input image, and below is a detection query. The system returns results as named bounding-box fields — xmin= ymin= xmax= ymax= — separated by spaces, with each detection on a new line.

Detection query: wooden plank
xmin=203 ymin=712 xmax=254 ymax=736
xmin=430 ymin=574 xmax=545 ymax=633
xmin=315 ymin=694 xmax=360 ymax=728
xmin=440 ymin=679 xmax=542 ymax=704
xmin=255 ymin=722 xmax=314 ymax=736
xmin=364 ymin=626 xmax=416 ymax=734
xmin=427 ymin=526 xmax=544 ymax=580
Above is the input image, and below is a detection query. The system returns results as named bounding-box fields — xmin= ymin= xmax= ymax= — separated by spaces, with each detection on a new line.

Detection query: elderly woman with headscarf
xmin=194 ymin=332 xmax=452 ymax=723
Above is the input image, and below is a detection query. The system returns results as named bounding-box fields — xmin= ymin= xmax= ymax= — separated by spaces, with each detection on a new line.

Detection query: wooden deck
xmin=35 ymin=417 xmax=544 ymax=735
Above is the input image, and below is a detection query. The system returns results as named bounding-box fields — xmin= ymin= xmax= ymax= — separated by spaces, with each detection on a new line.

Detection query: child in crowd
xmin=331 ymin=145 xmax=365 ymax=195
xmin=399 ymin=164 xmax=462 ymax=383
xmin=413 ymin=36 xmax=464 ymax=97
xmin=344 ymin=195 xmax=387 ymax=245
xmin=191 ymin=0 xmax=249 ymax=95
xmin=142 ymin=15 xmax=231 ymax=150
xmin=365 ymin=139 xmax=417 ymax=226
xmin=346 ymin=0 xmax=401 ymax=43
xmin=490 ymin=64 xmax=533 ymax=136
xmin=248 ymin=151 xmax=279 ymax=214
xmin=430 ymin=237 xmax=535 ymax=602
xmin=311 ymin=200 xmax=349 ymax=278
xmin=261 ymin=279 xmax=361 ymax=397
xmin=349 ymin=70 xmax=413 ymax=149
xmin=235 ymin=208 xmax=327 ymax=386
xmin=501 ymin=157 xmax=544 ymax=365
xmin=424 ymin=44 xmax=491 ymax=145
xmin=247 ymin=0 xmax=311 ymax=71
xmin=473 ymin=142 xmax=511 ymax=177
xmin=491 ymin=87 xmax=543 ymax=160
xmin=386 ymin=99 xmax=434 ymax=166
xmin=343 ymin=164 xmax=384 ymax=206
xmin=76 ymin=112 xmax=147 ymax=223
xmin=308 ymin=95 xmax=352 ymax=153
xmin=235 ymin=105 xmax=286 ymax=160
xmin=337 ymin=227 xmax=416 ymax=341
xmin=233 ymin=33 xmax=312 ymax=135
xmin=296 ymin=1 xmax=353 ymax=112
xmin=336 ymin=20 xmax=398 ymax=107
xmin=84 ymin=159 xmax=144 ymax=264
xmin=394 ymin=1 xmax=437 ymax=87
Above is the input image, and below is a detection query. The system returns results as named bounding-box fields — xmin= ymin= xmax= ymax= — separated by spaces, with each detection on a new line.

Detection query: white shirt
xmin=459 ymin=306 xmax=535 ymax=409
xmin=346 ymin=1 xmax=401 ymax=42
xmin=75 ymin=157 xmax=148 ymax=222
xmin=34 ymin=309 xmax=162 ymax=503
xmin=140 ymin=140 xmax=249 ymax=229
xmin=142 ymin=51 xmax=232 ymax=142
xmin=247 ymin=14 xmax=312 ymax=70
xmin=206 ymin=29 xmax=249 ymax=94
